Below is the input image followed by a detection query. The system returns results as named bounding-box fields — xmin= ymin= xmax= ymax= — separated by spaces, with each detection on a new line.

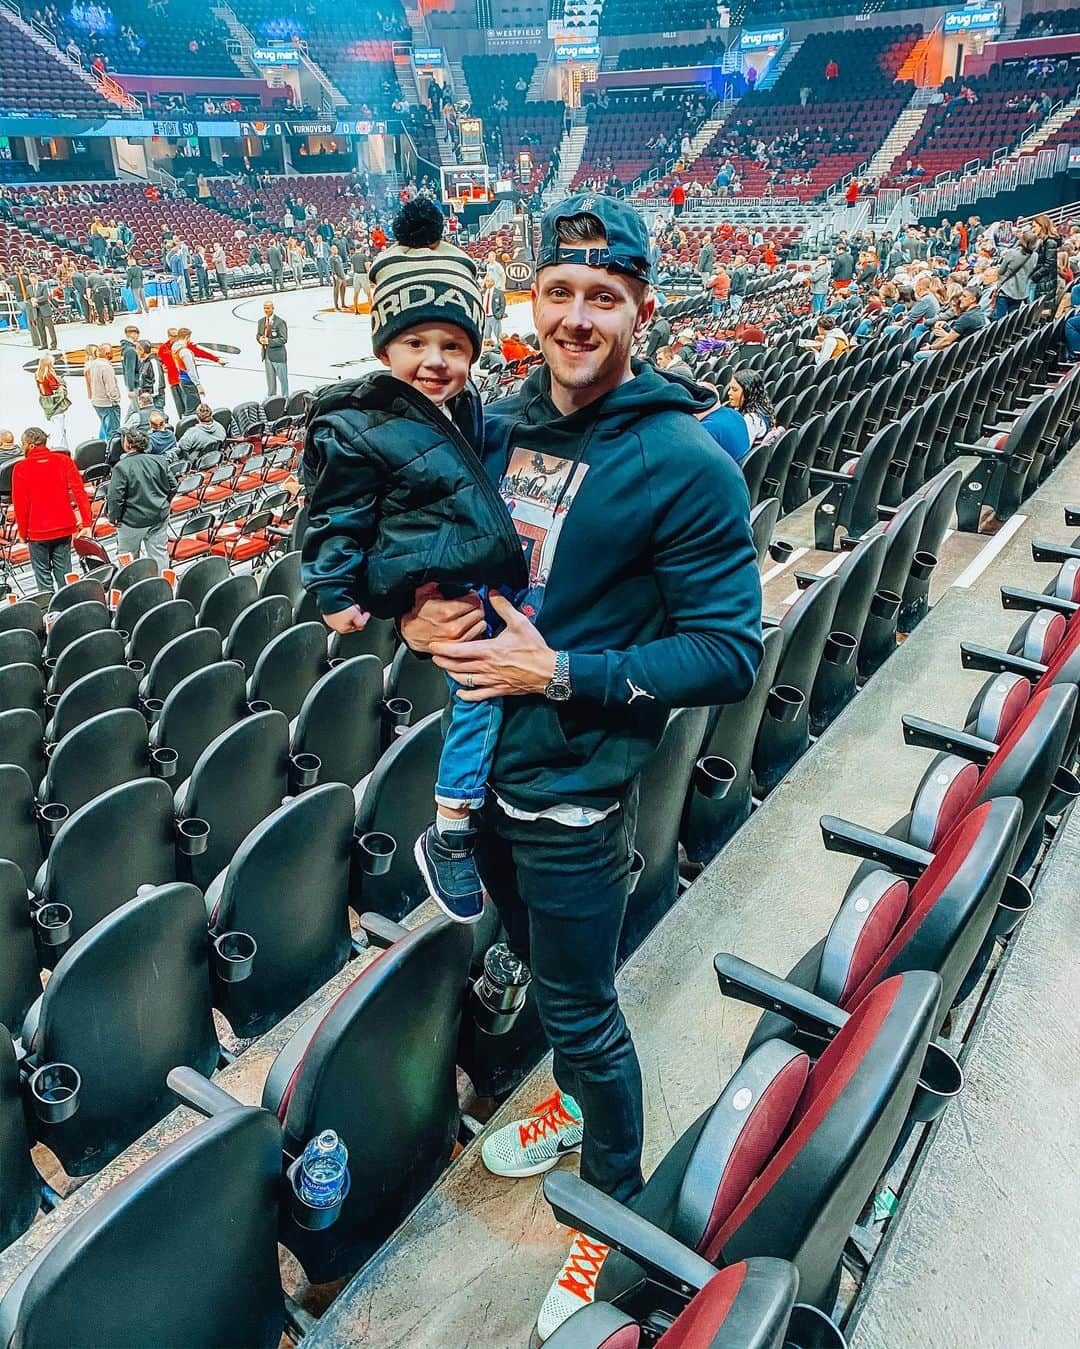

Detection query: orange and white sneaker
xmin=535 ymin=1230 xmax=611 ymax=1342
xmin=481 ymin=1090 xmax=583 ymax=1179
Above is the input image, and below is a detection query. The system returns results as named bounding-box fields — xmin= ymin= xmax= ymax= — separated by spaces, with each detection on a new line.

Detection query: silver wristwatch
xmin=544 ymin=650 xmax=572 ymax=702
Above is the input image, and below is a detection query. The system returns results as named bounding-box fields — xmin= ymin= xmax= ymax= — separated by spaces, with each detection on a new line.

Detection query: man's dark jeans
xmin=29 ymin=536 xmax=72 ymax=593
xmin=476 ymin=791 xmax=645 ymax=1204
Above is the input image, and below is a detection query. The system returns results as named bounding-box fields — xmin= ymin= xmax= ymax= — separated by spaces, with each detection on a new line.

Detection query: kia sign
xmin=739 ymin=27 xmax=787 ymax=49
xmin=942 ymin=6 xmax=1000 ymax=32
xmin=505 ymin=258 xmax=534 ymax=288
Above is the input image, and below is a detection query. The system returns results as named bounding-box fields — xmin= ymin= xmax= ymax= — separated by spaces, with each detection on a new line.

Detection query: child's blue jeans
xmin=435 ymin=681 xmax=503 ymax=809
xmin=433 ymin=584 xmax=526 ymax=811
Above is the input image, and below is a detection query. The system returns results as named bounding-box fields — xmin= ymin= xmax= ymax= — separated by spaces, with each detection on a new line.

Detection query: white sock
xmin=435 ymin=809 xmax=470 ymax=837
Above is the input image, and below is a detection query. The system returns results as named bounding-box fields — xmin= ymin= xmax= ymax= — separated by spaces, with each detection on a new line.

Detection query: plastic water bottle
xmin=297 ymin=1129 xmax=349 ymax=1208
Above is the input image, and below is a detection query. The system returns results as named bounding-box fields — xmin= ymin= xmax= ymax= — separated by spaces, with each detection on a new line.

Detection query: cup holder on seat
xmin=28 ymin=1062 xmax=81 ymax=1124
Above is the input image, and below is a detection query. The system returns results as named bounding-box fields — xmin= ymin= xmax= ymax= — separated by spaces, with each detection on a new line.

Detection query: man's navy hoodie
xmin=482 ymin=360 xmax=762 ymax=814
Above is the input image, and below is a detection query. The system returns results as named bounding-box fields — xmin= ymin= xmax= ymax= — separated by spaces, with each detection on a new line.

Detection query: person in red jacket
xmin=12 ymin=427 xmax=93 ymax=594
xmin=845 ymin=178 xmax=859 ymax=207
xmin=669 ymin=181 xmax=686 ymax=217
xmin=157 ymin=327 xmax=223 ymax=418
xmin=371 ymin=225 xmax=388 ymax=250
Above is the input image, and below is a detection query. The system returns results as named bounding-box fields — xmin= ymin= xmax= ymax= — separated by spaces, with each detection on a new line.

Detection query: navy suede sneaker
xmin=414 ymin=825 xmax=485 ymax=923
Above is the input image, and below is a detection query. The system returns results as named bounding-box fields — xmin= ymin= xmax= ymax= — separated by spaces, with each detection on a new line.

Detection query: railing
xmin=148 ymin=164 xmax=180 ymax=193
xmin=478 ymin=199 xmax=513 ymax=238
xmin=296 ymin=41 xmax=346 ymax=107
xmin=897 ymin=141 xmax=1071 ymax=219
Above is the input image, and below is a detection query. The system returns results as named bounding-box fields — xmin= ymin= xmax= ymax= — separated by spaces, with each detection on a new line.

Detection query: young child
xmin=301 ymin=199 xmax=527 ymax=923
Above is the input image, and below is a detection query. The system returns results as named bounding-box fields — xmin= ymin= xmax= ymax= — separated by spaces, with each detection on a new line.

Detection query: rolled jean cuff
xmin=435 ymin=790 xmax=487 ymax=810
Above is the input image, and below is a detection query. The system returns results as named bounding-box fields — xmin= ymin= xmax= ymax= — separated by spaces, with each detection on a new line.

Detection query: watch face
xmin=547 ymin=682 xmax=571 ymax=702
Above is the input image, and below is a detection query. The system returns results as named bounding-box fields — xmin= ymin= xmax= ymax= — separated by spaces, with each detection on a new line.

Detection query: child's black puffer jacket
xmin=301 ymin=372 xmax=527 ymax=619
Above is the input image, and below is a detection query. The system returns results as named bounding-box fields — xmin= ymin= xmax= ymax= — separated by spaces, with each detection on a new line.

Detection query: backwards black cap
xmin=536 ymin=193 xmax=653 ymax=285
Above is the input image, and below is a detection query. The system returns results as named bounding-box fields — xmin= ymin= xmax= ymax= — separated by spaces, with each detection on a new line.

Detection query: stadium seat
xmin=541 ymin=971 xmax=940 ymax=1328
xmin=542 ymin=1259 xmax=843 ymax=1349
xmin=141 ymin=626 xmax=224 ymax=703
xmin=734 ymin=797 xmax=1021 ymax=1067
xmin=350 ymin=710 xmax=442 ymax=922
xmin=35 ymin=779 xmax=179 ymax=943
xmin=0 ymin=709 xmax=45 ymax=787
xmin=176 ymin=708 xmax=303 ymax=890
xmin=0 ymin=1101 xmax=286 ymax=1348
xmin=126 ymin=599 xmax=196 ymax=669
xmin=42 ymin=602 xmax=110 ymax=666
xmin=197 ymin=573 xmax=259 ymax=637
xmin=44 ymin=665 xmax=141 ymax=744
xmin=19 ymin=883 xmax=221 ymax=1175
xmin=39 ymin=707 xmax=158 ymax=819
xmin=0 ymin=629 xmax=41 ymax=670
xmin=753 ymin=575 xmax=839 ymax=796
xmin=620 ymin=706 xmax=709 ymax=961
xmin=203 ymin=782 xmax=352 ymax=1039
xmin=246 ymin=621 xmax=328 ymax=719
xmin=261 ymin=913 xmax=474 ymax=1281
xmin=292 ymin=655 xmax=385 ymax=788
xmin=0 ymin=664 xmax=44 ymax=715
xmin=151 ymin=661 xmax=248 ymax=783
xmin=47 ymin=630 xmax=126 ymax=698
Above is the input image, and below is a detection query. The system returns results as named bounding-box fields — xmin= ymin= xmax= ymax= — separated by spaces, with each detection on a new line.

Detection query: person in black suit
xmin=30 ymin=273 xmax=58 ymax=350
xmin=257 ymin=300 xmax=289 ymax=398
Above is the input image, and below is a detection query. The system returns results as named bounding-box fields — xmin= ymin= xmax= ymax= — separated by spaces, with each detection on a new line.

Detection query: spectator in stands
xmin=178 ymin=403 xmax=226 ymax=455
xmin=917 ymin=288 xmax=989 ymax=356
xmin=500 ymin=333 xmax=536 ymax=364
xmin=825 ymin=57 xmax=839 ymax=81
xmin=125 ymin=393 xmax=156 ymax=431
xmin=106 ymin=426 xmax=177 ymax=570
xmin=698 ymin=385 xmax=751 ymax=463
xmin=708 ymin=263 xmax=730 ymax=318
xmin=1031 ymin=214 xmax=1061 ymax=314
xmin=147 ymin=409 xmax=179 ymax=459
xmin=801 ymin=315 xmax=852 ymax=363
xmin=728 ymin=255 xmax=748 ymax=314
xmin=124 ymin=256 xmax=147 ymax=314
xmin=257 ymin=301 xmax=289 ymax=399
xmin=87 ymin=342 xmax=121 ymax=438
xmin=728 ymin=368 xmax=775 ymax=447
xmin=831 ymin=243 xmax=854 ymax=291
xmin=899 ymin=274 xmax=940 ymax=340
xmin=0 ymin=430 xmax=17 ymax=464
xmin=34 ymin=353 xmax=70 ymax=451
xmin=643 ymin=313 xmax=671 ymax=361
xmin=697 ymin=234 xmax=714 ymax=288
xmin=995 ymin=231 xmax=1038 ymax=318
xmin=669 ymin=181 xmax=686 ymax=217
xmin=654 ymin=344 xmax=695 ymax=380
xmin=12 ymin=426 xmax=92 ymax=592
xmin=395 ymin=200 xmax=759 ymax=1292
